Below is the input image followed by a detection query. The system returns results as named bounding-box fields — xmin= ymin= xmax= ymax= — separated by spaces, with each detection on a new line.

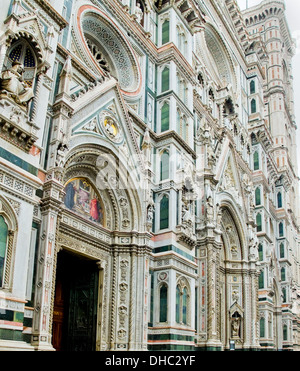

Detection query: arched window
xmin=176 ymin=285 xmax=181 ymax=323
xmin=182 ymin=287 xmax=188 ymax=325
xmin=259 ymin=270 xmax=264 ymax=289
xmin=260 ymin=317 xmax=265 ymax=338
xmin=281 ymin=267 xmax=286 ymax=281
xmin=176 ymin=26 xmax=187 ymax=54
xmin=277 ymin=192 xmax=282 ymax=208
xmin=176 ymin=109 xmax=181 ymax=134
xmin=279 ymin=222 xmax=284 ymax=237
xmin=182 ymin=116 xmax=188 ymax=142
xmin=175 ymin=279 xmax=190 ymax=325
xmin=255 ymin=187 xmax=261 ymax=206
xmin=0 ymin=216 xmax=8 ymax=288
xmin=250 ymin=80 xmax=256 ymax=94
xmin=160 ymin=195 xmax=169 ymax=230
xmin=161 ymin=102 xmax=170 ymax=132
xmin=162 ymin=19 xmax=170 ymax=45
xmin=256 ymin=213 xmax=262 ymax=232
xmin=283 ymin=324 xmax=288 ymax=341
xmin=160 ymin=150 xmax=169 ymax=181
xmin=258 ymin=243 xmax=263 ymax=261
xmin=253 ymin=151 xmax=260 ymax=170
xmin=251 ymin=98 xmax=257 ymax=114
xmin=280 ymin=243 xmax=285 ymax=259
xmin=161 ymin=67 xmax=170 ymax=92
xmin=282 ymin=287 xmax=287 ymax=303
xmin=159 ymin=284 xmax=168 ymax=322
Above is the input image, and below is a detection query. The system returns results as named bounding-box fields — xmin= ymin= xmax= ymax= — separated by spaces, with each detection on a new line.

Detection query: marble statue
xmin=0 ymin=61 xmax=34 ymax=106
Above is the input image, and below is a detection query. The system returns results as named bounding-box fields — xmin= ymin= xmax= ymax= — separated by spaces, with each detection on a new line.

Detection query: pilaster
xmin=31 ymin=169 xmax=64 ymax=350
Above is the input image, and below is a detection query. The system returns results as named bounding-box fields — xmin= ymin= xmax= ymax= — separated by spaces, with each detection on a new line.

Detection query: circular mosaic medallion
xmin=99 ymin=110 xmax=124 ymax=144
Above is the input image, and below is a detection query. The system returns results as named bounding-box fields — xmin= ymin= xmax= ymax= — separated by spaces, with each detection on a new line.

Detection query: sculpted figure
xmin=147 ymin=203 xmax=155 ymax=224
xmin=232 ymin=316 xmax=240 ymax=337
xmin=135 ymin=2 xmax=143 ymax=24
xmin=55 ymin=143 xmax=68 ymax=168
xmin=206 ymin=196 xmax=214 ymax=223
xmin=0 ymin=61 xmax=34 ymax=106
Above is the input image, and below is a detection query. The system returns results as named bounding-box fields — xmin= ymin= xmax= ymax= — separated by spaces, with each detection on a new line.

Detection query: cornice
xmin=31 ymin=0 xmax=68 ymax=30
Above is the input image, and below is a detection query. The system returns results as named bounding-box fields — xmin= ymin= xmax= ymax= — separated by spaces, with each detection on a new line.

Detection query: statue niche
xmin=0 ymin=40 xmax=37 ymax=108
xmin=0 ymin=61 xmax=34 ymax=107
xmin=134 ymin=0 xmax=145 ymax=26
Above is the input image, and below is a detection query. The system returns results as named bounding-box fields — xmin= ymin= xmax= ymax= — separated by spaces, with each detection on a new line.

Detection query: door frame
xmin=52 ymin=229 xmax=109 ymax=351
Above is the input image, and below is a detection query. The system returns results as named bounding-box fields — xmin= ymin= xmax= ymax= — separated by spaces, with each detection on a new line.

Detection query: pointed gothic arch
xmin=216 ymin=199 xmax=256 ymax=349
xmin=0 ymin=195 xmax=18 ymax=291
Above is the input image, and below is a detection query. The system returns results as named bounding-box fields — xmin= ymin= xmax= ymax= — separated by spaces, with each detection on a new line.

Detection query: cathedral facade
xmin=0 ymin=0 xmax=299 ymax=351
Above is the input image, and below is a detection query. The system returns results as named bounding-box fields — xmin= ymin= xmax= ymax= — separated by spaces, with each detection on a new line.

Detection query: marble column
xmin=31 ymin=171 xmax=64 ymax=350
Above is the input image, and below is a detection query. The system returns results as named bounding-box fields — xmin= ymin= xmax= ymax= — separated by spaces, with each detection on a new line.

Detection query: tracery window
xmin=175 ymin=279 xmax=190 ymax=325
xmin=0 ymin=198 xmax=17 ymax=290
xmin=0 ymin=216 xmax=8 ymax=288
xmin=5 ymin=40 xmax=37 ymax=88
xmin=86 ymin=38 xmax=110 ymax=74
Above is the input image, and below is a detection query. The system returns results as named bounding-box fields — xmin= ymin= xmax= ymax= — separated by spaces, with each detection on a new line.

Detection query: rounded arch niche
xmin=77 ymin=5 xmax=142 ymax=95
xmin=63 ymin=144 xmax=143 ymax=233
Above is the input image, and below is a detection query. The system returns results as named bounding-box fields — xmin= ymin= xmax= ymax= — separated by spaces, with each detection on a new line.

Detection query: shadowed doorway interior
xmin=52 ymin=249 xmax=99 ymax=351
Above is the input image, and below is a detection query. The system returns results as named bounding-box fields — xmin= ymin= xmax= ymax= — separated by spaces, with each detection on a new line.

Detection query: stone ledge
xmin=0 ymin=96 xmax=39 ymax=151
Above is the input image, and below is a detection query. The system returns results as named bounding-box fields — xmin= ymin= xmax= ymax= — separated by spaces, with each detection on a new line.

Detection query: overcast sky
xmin=237 ymin=0 xmax=300 ymax=164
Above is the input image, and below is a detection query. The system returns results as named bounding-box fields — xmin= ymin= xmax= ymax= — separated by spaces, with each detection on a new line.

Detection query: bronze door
xmin=53 ymin=250 xmax=99 ymax=351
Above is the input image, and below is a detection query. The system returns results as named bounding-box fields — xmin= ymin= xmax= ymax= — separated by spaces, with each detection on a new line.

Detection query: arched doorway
xmin=218 ymin=207 xmax=245 ymax=350
xmin=52 ymin=249 xmax=100 ymax=351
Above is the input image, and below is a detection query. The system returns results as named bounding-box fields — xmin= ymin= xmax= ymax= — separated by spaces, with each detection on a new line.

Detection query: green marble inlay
xmin=153 ymin=245 xmax=196 ymax=263
xmin=0 ymin=147 xmax=38 ymax=176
